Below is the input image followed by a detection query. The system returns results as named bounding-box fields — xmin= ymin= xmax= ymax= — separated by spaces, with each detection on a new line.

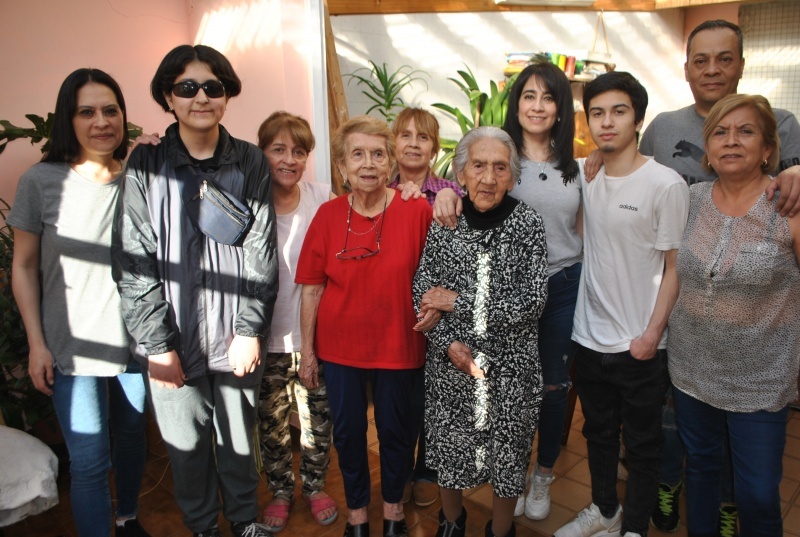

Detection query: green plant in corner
xmin=432 ymin=66 xmax=519 ymax=178
xmin=0 ymin=198 xmax=55 ymax=430
xmin=345 ymin=60 xmax=429 ymax=122
xmin=0 ymin=113 xmax=143 ymax=156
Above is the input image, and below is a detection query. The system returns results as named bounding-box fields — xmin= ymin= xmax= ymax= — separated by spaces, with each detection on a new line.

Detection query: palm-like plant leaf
xmin=432 ymin=66 xmax=520 ymax=179
xmin=345 ymin=60 xmax=429 ymax=122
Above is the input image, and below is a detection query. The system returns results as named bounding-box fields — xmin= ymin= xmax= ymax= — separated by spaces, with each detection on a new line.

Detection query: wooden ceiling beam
xmin=328 ymin=0 xmax=654 ymax=16
xmin=654 ymin=0 xmax=758 ymax=9
xmin=327 ymin=0 xmax=764 ymax=15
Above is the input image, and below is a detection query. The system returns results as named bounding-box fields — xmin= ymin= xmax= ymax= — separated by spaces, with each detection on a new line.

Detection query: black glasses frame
xmin=171 ymin=79 xmax=226 ymax=99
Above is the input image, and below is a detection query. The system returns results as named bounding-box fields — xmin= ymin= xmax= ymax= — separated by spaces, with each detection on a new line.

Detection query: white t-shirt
xmin=269 ymin=181 xmax=331 ymax=352
xmin=572 ymin=158 xmax=689 ymax=353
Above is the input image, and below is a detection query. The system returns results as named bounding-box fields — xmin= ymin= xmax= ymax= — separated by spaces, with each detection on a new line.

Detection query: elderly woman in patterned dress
xmin=667 ymin=94 xmax=800 ymax=537
xmin=412 ymin=126 xmax=548 ymax=537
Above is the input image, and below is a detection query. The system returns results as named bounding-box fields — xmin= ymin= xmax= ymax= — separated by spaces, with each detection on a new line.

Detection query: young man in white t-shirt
xmin=554 ymin=72 xmax=689 ymax=537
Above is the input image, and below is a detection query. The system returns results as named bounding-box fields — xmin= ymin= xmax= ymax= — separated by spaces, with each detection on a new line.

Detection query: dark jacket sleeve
xmin=234 ymin=143 xmax=278 ymax=338
xmin=111 ymin=146 xmax=176 ymax=355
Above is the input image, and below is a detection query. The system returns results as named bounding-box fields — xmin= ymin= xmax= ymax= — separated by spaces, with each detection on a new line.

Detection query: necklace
xmin=536 ymin=161 xmax=548 ymax=181
xmin=346 ymin=193 xmax=388 ymax=236
xmin=337 ymin=193 xmax=388 ymax=260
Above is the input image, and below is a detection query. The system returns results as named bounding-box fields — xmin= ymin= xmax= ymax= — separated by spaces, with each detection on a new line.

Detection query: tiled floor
xmin=5 ymin=402 xmax=800 ymax=536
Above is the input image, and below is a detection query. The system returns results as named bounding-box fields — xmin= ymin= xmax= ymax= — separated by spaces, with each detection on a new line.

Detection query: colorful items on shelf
xmin=503 ymin=51 xmax=611 ymax=81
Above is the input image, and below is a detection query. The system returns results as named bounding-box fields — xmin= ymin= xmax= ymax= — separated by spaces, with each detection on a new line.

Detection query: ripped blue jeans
xmin=536 ymin=262 xmax=581 ymax=468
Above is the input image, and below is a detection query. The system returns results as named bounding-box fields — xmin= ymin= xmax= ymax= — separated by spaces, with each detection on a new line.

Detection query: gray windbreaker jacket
xmin=112 ymin=123 xmax=278 ymax=379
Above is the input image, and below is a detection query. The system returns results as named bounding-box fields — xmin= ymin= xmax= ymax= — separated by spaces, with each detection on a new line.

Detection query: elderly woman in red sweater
xmin=296 ymin=115 xmax=433 ymax=537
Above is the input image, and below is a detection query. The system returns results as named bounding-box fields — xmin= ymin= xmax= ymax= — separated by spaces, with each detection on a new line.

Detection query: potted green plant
xmin=432 ymin=65 xmax=519 ymax=178
xmin=0 ymin=198 xmax=55 ymax=431
xmin=345 ymin=60 xmax=428 ymax=122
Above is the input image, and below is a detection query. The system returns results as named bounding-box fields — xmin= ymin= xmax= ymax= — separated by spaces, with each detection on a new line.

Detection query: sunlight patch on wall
xmin=385 ymin=15 xmax=457 ymax=72
xmin=194 ymin=0 xmax=282 ymax=53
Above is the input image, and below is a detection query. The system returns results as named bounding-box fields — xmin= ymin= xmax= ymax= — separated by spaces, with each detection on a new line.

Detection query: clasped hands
xmin=148 ymin=334 xmax=261 ymax=389
xmin=413 ymin=286 xmax=457 ymax=332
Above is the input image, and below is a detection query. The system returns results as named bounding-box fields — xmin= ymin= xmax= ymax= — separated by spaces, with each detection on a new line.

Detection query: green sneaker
xmin=650 ymin=481 xmax=681 ymax=532
xmin=717 ymin=504 xmax=738 ymax=537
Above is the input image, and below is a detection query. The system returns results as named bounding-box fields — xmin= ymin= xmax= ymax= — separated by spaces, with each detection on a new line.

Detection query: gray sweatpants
xmin=145 ymin=363 xmax=265 ymax=533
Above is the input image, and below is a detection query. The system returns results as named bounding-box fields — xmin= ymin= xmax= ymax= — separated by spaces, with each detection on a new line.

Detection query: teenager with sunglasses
xmin=112 ymin=44 xmax=278 ymax=537
xmin=296 ymin=116 xmax=432 ymax=537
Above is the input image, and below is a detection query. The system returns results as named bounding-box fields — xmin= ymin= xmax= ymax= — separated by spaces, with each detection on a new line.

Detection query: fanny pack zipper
xmin=193 ymin=179 xmax=250 ymax=226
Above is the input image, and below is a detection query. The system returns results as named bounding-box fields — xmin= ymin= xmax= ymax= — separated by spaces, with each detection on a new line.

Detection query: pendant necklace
xmin=536 ymin=161 xmax=548 ymax=181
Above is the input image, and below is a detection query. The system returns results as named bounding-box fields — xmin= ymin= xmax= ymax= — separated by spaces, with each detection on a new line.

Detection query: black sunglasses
xmin=171 ymin=79 xmax=226 ymax=99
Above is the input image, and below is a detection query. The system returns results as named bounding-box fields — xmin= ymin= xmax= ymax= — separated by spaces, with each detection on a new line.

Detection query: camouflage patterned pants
xmin=258 ymin=352 xmax=333 ymax=499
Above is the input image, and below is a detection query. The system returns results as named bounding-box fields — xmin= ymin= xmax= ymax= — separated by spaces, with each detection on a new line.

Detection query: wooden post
xmin=325 ymin=1 xmax=349 ymax=195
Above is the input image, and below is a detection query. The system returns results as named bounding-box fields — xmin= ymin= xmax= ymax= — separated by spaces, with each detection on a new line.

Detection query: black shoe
xmin=344 ymin=521 xmax=370 ymax=537
xmin=484 ymin=520 xmax=515 ymax=537
xmin=436 ymin=507 xmax=467 ymax=537
xmin=650 ymin=481 xmax=682 ymax=532
xmin=231 ymin=521 xmax=276 ymax=537
xmin=116 ymin=519 xmax=152 ymax=537
xmin=384 ymin=519 xmax=408 ymax=537
xmin=193 ymin=527 xmax=222 ymax=537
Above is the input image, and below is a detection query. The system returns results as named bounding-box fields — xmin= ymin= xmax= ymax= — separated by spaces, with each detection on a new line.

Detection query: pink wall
xmin=0 ymin=0 xmax=319 ymax=205
xmin=683 ymin=4 xmax=740 ymax=57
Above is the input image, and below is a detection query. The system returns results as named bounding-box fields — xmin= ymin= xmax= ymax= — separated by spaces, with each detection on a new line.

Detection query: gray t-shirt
xmin=7 ymin=162 xmax=132 ymax=376
xmin=639 ymin=104 xmax=800 ymax=185
xmin=515 ymin=159 xmax=583 ymax=277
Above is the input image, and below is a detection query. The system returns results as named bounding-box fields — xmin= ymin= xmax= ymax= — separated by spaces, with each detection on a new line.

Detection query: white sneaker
xmin=514 ymin=494 xmax=525 ymax=517
xmin=553 ymin=503 xmax=622 ymax=537
xmin=524 ymin=469 xmax=554 ymax=520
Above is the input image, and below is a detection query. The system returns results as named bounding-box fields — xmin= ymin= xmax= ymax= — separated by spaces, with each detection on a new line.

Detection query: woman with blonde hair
xmin=297 ymin=115 xmax=433 ymax=537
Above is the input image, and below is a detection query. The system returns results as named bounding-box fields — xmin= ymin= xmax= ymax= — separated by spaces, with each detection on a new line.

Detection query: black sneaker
xmin=650 ymin=481 xmax=682 ymax=532
xmin=193 ymin=527 xmax=221 ymax=537
xmin=717 ymin=505 xmax=739 ymax=537
xmin=116 ymin=519 xmax=152 ymax=537
xmin=231 ymin=521 xmax=277 ymax=537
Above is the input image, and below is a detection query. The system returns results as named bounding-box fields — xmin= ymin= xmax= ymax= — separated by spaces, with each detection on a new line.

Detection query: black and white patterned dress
xmin=412 ymin=195 xmax=548 ymax=497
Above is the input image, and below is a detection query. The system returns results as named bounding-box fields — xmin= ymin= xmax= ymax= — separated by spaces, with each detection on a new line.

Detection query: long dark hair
xmin=504 ymin=62 xmax=578 ymax=184
xmin=43 ymin=68 xmax=129 ymax=163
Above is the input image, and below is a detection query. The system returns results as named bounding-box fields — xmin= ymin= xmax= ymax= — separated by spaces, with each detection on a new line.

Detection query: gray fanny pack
xmin=177 ymin=166 xmax=254 ymax=245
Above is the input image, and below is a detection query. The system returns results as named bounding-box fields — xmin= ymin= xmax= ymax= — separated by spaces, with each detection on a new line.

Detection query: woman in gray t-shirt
xmin=8 ymin=69 xmax=150 ymax=537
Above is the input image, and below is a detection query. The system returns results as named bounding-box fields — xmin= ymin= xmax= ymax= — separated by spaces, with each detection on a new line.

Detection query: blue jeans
xmin=673 ymin=388 xmax=786 ymax=537
xmin=52 ymin=361 xmax=147 ymax=537
xmin=536 ymin=263 xmax=580 ymax=468
xmin=575 ymin=346 xmax=669 ymax=535
xmin=660 ymin=383 xmax=736 ymax=502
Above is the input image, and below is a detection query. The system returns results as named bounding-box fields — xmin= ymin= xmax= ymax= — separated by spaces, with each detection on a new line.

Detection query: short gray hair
xmin=452 ymin=126 xmax=521 ymax=184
